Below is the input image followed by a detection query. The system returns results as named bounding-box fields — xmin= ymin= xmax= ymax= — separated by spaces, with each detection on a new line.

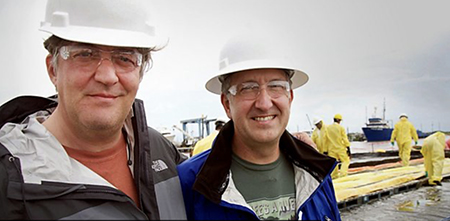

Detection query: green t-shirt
xmin=230 ymin=152 xmax=296 ymax=220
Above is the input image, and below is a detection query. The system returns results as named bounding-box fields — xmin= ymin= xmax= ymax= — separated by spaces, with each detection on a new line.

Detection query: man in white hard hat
xmin=192 ymin=118 xmax=227 ymax=156
xmin=390 ymin=113 xmax=419 ymax=166
xmin=177 ymin=33 xmax=341 ymax=220
xmin=311 ymin=117 xmax=330 ymax=154
xmin=0 ymin=0 xmax=186 ymax=219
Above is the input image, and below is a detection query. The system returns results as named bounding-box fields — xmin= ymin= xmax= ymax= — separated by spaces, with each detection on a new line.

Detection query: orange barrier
xmin=348 ymin=158 xmax=424 ymax=174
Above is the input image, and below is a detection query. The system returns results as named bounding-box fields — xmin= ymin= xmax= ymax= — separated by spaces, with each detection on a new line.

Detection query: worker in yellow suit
xmin=390 ymin=113 xmax=419 ymax=166
xmin=421 ymin=131 xmax=447 ymax=186
xmin=311 ymin=117 xmax=329 ymax=155
xmin=192 ymin=118 xmax=227 ymax=156
xmin=327 ymin=114 xmax=351 ymax=179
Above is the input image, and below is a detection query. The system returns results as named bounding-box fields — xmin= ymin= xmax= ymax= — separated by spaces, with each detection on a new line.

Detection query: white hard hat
xmin=215 ymin=117 xmax=228 ymax=124
xmin=399 ymin=113 xmax=408 ymax=118
xmin=313 ymin=117 xmax=322 ymax=125
xmin=205 ymin=33 xmax=309 ymax=94
xmin=215 ymin=117 xmax=228 ymax=126
xmin=40 ymin=0 xmax=165 ymax=48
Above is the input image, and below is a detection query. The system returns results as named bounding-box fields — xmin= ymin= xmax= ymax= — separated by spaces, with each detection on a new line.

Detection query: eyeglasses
xmin=58 ymin=45 xmax=143 ymax=73
xmin=228 ymin=80 xmax=290 ymax=100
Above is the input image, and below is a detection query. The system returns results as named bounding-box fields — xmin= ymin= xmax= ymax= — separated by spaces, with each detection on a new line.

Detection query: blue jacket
xmin=178 ymin=121 xmax=341 ymax=220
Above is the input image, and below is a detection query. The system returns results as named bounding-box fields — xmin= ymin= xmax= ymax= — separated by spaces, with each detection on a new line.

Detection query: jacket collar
xmin=0 ymin=95 xmax=58 ymax=128
xmin=192 ymin=120 xmax=336 ymax=204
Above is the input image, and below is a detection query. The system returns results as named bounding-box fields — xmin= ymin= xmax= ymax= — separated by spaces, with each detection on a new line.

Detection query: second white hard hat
xmin=205 ymin=33 xmax=309 ymax=94
xmin=313 ymin=117 xmax=323 ymax=125
xmin=40 ymin=0 xmax=165 ymax=48
xmin=215 ymin=117 xmax=228 ymax=125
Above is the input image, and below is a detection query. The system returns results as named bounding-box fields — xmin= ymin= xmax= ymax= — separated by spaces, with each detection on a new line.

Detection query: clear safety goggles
xmin=228 ymin=80 xmax=290 ymax=100
xmin=59 ymin=45 xmax=143 ymax=73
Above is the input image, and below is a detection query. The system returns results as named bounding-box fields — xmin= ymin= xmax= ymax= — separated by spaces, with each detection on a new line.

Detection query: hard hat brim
xmin=205 ymin=59 xmax=309 ymax=94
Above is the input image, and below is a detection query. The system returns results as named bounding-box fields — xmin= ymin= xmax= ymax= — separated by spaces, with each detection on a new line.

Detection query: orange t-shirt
xmin=63 ymin=140 xmax=139 ymax=206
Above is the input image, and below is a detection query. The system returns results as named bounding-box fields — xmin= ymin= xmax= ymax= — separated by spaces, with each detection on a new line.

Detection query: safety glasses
xmin=228 ymin=80 xmax=290 ymax=100
xmin=59 ymin=45 xmax=143 ymax=73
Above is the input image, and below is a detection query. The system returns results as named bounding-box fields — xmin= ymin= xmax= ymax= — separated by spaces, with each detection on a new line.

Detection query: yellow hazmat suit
xmin=192 ymin=130 xmax=219 ymax=156
xmin=421 ymin=132 xmax=446 ymax=185
xmin=327 ymin=122 xmax=351 ymax=179
xmin=311 ymin=121 xmax=329 ymax=154
xmin=390 ymin=117 xmax=418 ymax=166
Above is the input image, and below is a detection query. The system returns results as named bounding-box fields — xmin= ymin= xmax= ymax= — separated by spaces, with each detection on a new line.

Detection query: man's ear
xmin=46 ymin=54 xmax=58 ymax=86
xmin=221 ymin=93 xmax=232 ymax=119
xmin=289 ymin=90 xmax=294 ymax=103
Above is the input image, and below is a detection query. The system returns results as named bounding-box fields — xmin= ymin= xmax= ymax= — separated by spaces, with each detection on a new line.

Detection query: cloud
xmin=1 ymin=0 xmax=449 ymax=140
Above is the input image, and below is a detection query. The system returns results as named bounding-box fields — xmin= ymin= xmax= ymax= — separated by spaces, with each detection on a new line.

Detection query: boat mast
xmin=365 ymin=106 xmax=367 ymax=123
xmin=383 ymin=98 xmax=386 ymax=120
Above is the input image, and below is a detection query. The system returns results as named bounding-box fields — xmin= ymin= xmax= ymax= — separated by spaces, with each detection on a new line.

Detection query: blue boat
xmin=416 ymin=130 xmax=432 ymax=139
xmin=362 ymin=102 xmax=432 ymax=142
xmin=363 ymin=122 xmax=431 ymax=141
xmin=362 ymin=117 xmax=393 ymax=142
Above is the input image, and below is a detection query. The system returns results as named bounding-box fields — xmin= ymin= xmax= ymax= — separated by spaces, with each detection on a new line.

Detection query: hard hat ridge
xmin=40 ymin=0 xmax=166 ymax=48
xmin=313 ymin=117 xmax=323 ymax=125
xmin=399 ymin=113 xmax=408 ymax=118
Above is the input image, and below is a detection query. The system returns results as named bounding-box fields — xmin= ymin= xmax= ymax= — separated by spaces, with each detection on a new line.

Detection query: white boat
xmin=157 ymin=127 xmax=176 ymax=143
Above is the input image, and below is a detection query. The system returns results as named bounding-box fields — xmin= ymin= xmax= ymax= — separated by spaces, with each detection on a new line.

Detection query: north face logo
xmin=152 ymin=160 xmax=168 ymax=172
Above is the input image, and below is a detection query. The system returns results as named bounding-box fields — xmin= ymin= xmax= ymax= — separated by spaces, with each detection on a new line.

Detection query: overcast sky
xmin=1 ymin=0 xmax=449 ymax=142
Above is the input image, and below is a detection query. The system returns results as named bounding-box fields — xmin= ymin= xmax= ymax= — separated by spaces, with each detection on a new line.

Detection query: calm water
xmin=350 ymin=135 xmax=450 ymax=154
xmin=350 ymin=140 xmax=421 ymax=154
xmin=341 ymin=136 xmax=450 ymax=221
xmin=340 ymin=180 xmax=450 ymax=221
